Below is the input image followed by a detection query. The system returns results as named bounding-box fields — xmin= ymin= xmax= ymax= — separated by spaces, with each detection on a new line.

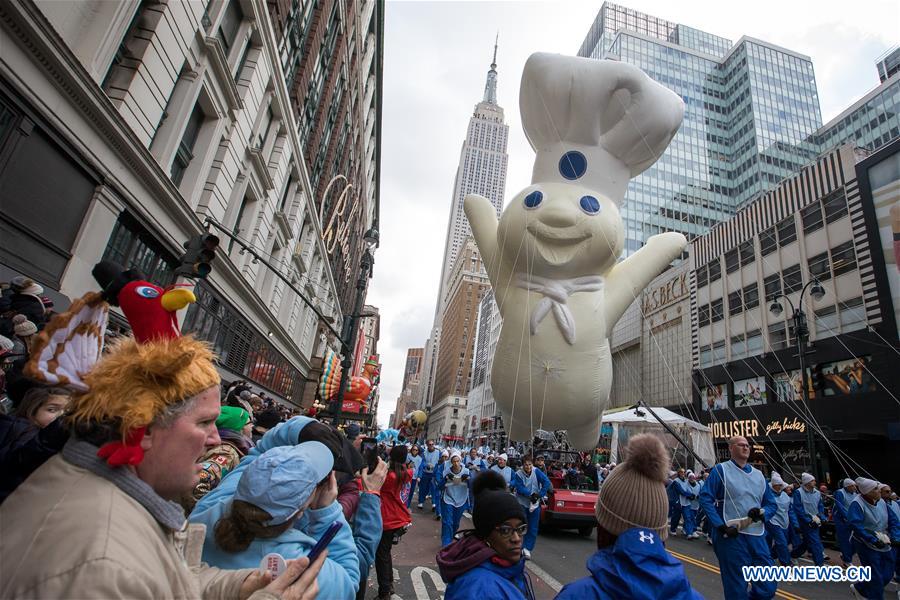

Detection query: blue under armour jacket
xmin=444 ymin=558 xmax=535 ymax=600
xmin=555 ymin=528 xmax=704 ymax=600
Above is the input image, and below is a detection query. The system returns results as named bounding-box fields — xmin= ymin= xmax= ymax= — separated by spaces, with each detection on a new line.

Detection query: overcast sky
xmin=369 ymin=0 xmax=899 ymax=428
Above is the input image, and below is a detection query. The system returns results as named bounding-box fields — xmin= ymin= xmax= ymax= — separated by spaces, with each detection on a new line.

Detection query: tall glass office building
xmin=578 ymin=3 xmax=822 ymax=255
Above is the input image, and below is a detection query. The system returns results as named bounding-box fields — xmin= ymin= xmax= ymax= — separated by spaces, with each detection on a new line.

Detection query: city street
xmin=360 ymin=499 xmax=878 ymax=600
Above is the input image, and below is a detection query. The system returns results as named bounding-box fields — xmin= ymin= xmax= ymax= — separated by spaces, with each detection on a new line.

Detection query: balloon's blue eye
xmin=524 ymin=190 xmax=543 ymax=209
xmin=134 ymin=285 xmax=160 ymax=298
xmin=579 ymin=195 xmax=601 ymax=215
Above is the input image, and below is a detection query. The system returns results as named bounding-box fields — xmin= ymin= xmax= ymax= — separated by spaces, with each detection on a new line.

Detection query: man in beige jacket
xmin=1 ymin=334 xmax=320 ymax=599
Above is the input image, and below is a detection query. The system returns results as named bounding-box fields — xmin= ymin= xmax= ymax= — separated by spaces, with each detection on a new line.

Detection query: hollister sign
xmin=642 ymin=272 xmax=688 ymax=315
xmin=712 ymin=416 xmax=807 ymax=440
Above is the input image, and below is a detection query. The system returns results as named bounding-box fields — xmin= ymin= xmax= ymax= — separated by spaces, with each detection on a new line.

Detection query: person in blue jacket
xmin=417 ymin=440 xmax=441 ymax=510
xmin=436 ymin=471 xmax=534 ymax=600
xmin=406 ymin=445 xmax=423 ymax=508
xmin=847 ymin=477 xmax=900 ymax=599
xmin=491 ymin=453 xmax=513 ymax=488
xmin=881 ymin=484 xmax=900 ymax=583
xmin=678 ymin=473 xmax=702 ymax=539
xmin=465 ymin=448 xmax=487 ymax=503
xmin=556 ymin=434 xmax=702 ymax=600
xmin=784 ymin=484 xmax=802 ymax=553
xmin=439 ymin=451 xmax=471 ymax=546
xmin=698 ymin=435 xmax=777 ymax=600
xmin=669 ymin=468 xmax=686 ymax=535
xmin=790 ymin=472 xmax=826 ymax=566
xmin=511 ymin=455 xmax=552 ymax=557
xmin=190 ymin=416 xmax=360 ymax=600
xmin=765 ymin=472 xmax=793 ymax=566
xmin=832 ymin=478 xmax=858 ymax=567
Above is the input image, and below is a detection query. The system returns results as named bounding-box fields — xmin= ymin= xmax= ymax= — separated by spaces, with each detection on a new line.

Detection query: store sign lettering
xmin=323 ymin=189 xmax=363 ymax=283
xmin=713 ymin=416 xmax=807 ymax=440
xmin=764 ymin=417 xmax=806 ymax=436
xmin=642 ymin=273 xmax=687 ymax=315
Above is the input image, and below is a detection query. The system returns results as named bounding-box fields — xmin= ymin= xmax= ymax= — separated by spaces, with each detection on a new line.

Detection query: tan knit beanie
xmin=595 ymin=433 xmax=670 ymax=540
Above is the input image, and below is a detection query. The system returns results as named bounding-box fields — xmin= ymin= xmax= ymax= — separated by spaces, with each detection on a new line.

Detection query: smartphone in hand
xmin=307 ymin=520 xmax=343 ymax=564
xmin=360 ymin=437 xmax=378 ymax=473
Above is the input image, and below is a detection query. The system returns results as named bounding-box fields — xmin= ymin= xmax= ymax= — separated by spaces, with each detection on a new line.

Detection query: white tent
xmin=602 ymin=405 xmax=715 ymax=473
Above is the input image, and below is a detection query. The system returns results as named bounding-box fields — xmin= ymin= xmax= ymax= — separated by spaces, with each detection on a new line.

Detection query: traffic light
xmin=175 ymin=233 xmax=219 ymax=278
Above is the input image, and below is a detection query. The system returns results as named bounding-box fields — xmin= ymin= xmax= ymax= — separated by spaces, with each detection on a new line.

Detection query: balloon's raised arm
xmin=464 ymin=193 xmax=500 ymax=280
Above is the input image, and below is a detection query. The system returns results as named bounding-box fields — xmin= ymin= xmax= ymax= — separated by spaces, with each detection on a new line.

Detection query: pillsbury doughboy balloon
xmin=464 ymin=53 xmax=687 ymax=450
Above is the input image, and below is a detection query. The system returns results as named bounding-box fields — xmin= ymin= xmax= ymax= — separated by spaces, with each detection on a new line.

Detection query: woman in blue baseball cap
xmin=195 ymin=441 xmax=361 ymax=599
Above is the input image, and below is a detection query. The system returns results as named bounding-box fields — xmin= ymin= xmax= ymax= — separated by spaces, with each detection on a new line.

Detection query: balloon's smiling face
xmin=499 ymin=182 xmax=623 ymax=278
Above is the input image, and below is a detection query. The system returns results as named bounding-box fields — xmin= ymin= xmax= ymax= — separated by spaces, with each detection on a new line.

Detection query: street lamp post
xmin=769 ymin=278 xmax=826 ymax=477
xmin=329 ymin=228 xmax=379 ymax=427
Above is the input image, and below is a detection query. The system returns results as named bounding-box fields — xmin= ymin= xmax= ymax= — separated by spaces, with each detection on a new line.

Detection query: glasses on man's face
xmin=735 ymin=443 xmax=750 ymax=449
xmin=494 ymin=524 xmax=528 ymax=538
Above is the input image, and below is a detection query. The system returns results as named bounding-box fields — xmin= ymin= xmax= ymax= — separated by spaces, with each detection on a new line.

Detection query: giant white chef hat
xmin=800 ymin=472 xmax=815 ymax=485
xmin=770 ymin=471 xmax=785 ymax=487
xmin=519 ymin=53 xmax=684 ymax=205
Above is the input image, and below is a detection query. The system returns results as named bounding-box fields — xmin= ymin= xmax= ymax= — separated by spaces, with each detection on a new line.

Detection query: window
xmin=768 ymin=322 xmax=787 ymax=350
xmin=823 ymin=189 xmax=848 ymax=223
xmin=711 ymin=298 xmax=724 ymax=323
xmin=808 ymin=250 xmax=831 ymax=281
xmin=801 ymin=202 xmax=824 ymax=233
xmin=814 ymin=304 xmax=838 ymax=333
xmin=746 ymin=330 xmax=762 ymax=355
xmin=217 ymin=0 xmax=244 ymax=55
xmin=743 ymin=283 xmax=759 ymax=310
xmin=708 ymin=259 xmax=722 ymax=283
xmin=831 ymin=241 xmax=856 ymax=276
xmin=170 ymin=103 xmax=205 ymax=185
xmin=101 ymin=0 xmax=151 ymax=92
xmin=712 ymin=341 xmax=726 ymax=364
xmin=698 ymin=304 xmax=710 ymax=327
xmin=738 ymin=241 xmax=755 ymax=266
xmin=731 ymin=334 xmax=747 ymax=359
xmin=695 ymin=265 xmax=708 ymax=288
xmin=728 ymin=290 xmax=743 ymax=315
xmin=699 ymin=345 xmax=712 ymax=367
xmin=839 ymin=297 xmax=866 ymax=332
xmin=725 ymin=249 xmax=740 ymax=273
xmin=783 ymin=264 xmax=802 ymax=293
xmin=764 ymin=273 xmax=782 ymax=300
xmin=102 ymin=212 xmax=177 ymax=286
xmin=760 ymin=226 xmax=777 ymax=256
xmin=777 ymin=217 xmax=796 ymax=246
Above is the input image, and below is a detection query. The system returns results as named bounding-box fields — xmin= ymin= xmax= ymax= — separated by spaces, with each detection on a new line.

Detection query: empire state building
xmin=419 ymin=40 xmax=510 ymax=411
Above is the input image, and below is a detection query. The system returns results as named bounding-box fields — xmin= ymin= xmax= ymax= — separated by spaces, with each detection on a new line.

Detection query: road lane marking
xmin=411 ymin=566 xmax=445 ymax=600
xmin=525 ymin=560 xmax=563 ymax=593
xmin=669 ymin=550 xmax=808 ymax=600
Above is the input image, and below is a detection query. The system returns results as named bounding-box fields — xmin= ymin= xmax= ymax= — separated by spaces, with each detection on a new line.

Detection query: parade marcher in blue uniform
xmin=417 ymin=440 xmax=441 ymax=510
xmin=406 ymin=445 xmax=423 ymax=508
xmin=791 ymin=472 xmax=826 ymax=566
xmin=784 ymin=484 xmax=802 ymax=554
xmin=491 ymin=453 xmax=513 ymax=489
xmin=679 ymin=473 xmax=702 ymax=539
xmin=439 ymin=451 xmax=471 ymax=547
xmin=511 ymin=455 xmax=552 ymax=558
xmin=557 ymin=434 xmax=702 ymax=600
xmin=881 ymin=485 xmax=900 ymax=583
xmin=465 ymin=448 xmax=487 ymax=505
xmin=669 ymin=468 xmax=686 ymax=535
xmin=832 ymin=478 xmax=858 ymax=567
xmin=765 ymin=472 xmax=793 ymax=566
xmin=698 ymin=435 xmax=777 ymax=600
xmin=847 ymin=477 xmax=900 ymax=599
xmin=433 ymin=449 xmax=450 ymax=519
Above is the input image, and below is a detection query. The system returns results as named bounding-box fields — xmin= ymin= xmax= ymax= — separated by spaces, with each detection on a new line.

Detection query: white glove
xmin=811 ymin=515 xmax=821 ymax=526
xmin=875 ymin=531 xmax=891 ymax=545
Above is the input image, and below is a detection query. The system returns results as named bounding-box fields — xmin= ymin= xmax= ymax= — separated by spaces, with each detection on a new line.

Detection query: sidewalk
xmin=359 ymin=498 xmax=560 ymax=600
